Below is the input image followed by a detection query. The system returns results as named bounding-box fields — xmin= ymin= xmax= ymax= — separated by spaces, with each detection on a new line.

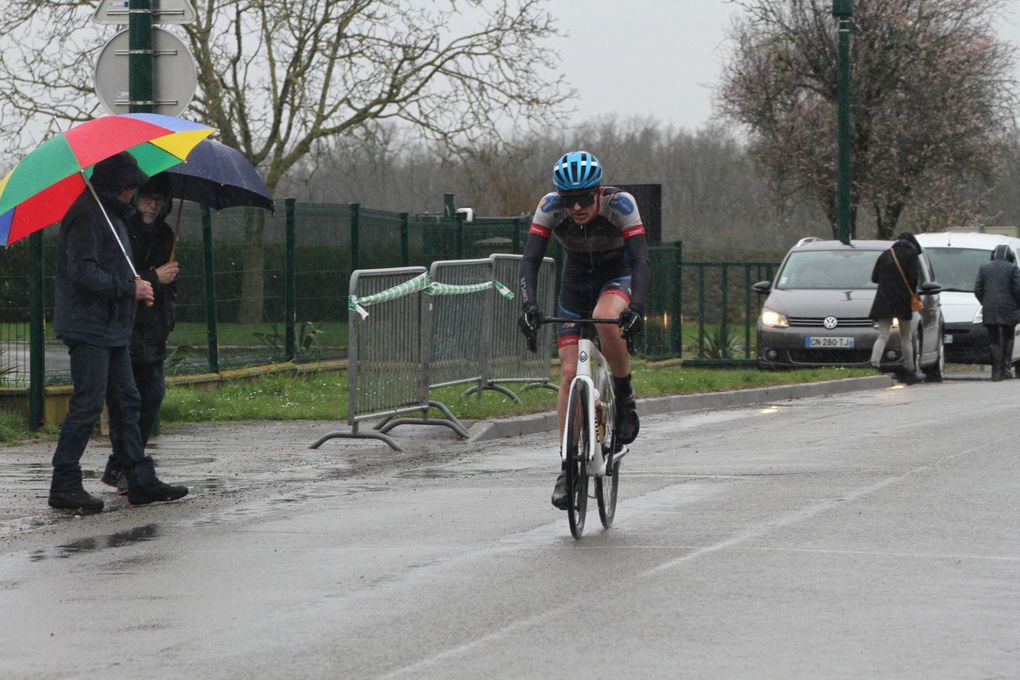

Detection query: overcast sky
xmin=548 ymin=0 xmax=1020 ymax=131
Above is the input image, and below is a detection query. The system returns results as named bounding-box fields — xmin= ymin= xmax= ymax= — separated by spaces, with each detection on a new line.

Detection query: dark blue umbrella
xmin=163 ymin=139 xmax=274 ymax=212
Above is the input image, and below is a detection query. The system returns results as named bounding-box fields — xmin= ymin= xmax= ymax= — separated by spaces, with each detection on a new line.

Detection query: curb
xmin=466 ymin=375 xmax=894 ymax=442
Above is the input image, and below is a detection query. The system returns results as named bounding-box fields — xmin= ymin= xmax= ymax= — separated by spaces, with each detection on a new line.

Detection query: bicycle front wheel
xmin=565 ymin=381 xmax=590 ymax=539
xmin=596 ymin=457 xmax=619 ymax=528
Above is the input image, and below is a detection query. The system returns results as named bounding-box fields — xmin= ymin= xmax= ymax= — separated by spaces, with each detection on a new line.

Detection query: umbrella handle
xmin=136 ymin=275 xmax=155 ymax=308
xmin=170 ymin=196 xmax=183 ymax=263
xmin=80 ymin=172 xmax=154 ymax=308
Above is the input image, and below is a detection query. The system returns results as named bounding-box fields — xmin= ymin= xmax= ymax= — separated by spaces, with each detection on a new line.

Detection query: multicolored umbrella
xmin=0 ymin=113 xmax=214 ymax=247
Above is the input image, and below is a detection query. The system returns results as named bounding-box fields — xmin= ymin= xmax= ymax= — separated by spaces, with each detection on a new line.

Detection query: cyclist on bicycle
xmin=517 ymin=150 xmax=650 ymax=510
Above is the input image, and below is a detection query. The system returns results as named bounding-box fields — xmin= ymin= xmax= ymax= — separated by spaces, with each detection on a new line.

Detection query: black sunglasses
xmin=559 ymin=190 xmax=598 ymax=209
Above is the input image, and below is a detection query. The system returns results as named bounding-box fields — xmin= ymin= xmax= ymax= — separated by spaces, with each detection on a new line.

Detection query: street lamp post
xmin=832 ymin=0 xmax=854 ymax=244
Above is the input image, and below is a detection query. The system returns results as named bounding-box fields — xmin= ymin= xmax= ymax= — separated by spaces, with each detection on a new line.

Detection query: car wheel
xmin=924 ymin=329 xmax=944 ymax=383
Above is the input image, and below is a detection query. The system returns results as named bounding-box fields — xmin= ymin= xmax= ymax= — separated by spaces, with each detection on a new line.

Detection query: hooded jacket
xmin=53 ymin=188 xmax=139 ymax=346
xmin=974 ymin=245 xmax=1020 ymax=327
xmin=868 ymin=237 xmax=922 ymax=321
xmin=128 ymin=207 xmax=177 ymax=363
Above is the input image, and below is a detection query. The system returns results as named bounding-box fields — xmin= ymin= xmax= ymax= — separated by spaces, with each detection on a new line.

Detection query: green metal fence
xmin=679 ymin=260 xmax=780 ymax=365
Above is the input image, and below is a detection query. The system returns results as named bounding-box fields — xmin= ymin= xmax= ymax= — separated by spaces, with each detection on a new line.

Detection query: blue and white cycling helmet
xmin=552 ymin=150 xmax=603 ymax=191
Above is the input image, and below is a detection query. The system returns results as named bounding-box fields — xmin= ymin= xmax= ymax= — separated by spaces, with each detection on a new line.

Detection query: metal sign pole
xmin=128 ymin=0 xmax=155 ymax=113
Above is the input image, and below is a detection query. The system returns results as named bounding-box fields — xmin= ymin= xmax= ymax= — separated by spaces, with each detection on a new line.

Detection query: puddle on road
xmin=153 ymin=455 xmax=216 ymax=466
xmin=395 ymin=467 xmax=526 ymax=480
xmin=0 ymin=462 xmax=98 ymax=485
xmin=187 ymin=483 xmax=390 ymax=528
xmin=186 ymin=477 xmax=226 ymax=492
xmin=28 ymin=523 xmax=160 ymax=562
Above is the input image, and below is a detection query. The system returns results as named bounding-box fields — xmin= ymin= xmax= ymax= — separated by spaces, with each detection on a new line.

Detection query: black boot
xmin=49 ymin=488 xmax=104 ymax=513
xmin=128 ymin=480 xmax=189 ymax=506
xmin=551 ymin=468 xmax=568 ymax=510
xmin=100 ymin=457 xmax=121 ymax=488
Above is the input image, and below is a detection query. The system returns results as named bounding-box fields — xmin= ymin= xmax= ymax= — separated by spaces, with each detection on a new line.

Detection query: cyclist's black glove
xmin=619 ymin=305 xmax=644 ymax=340
xmin=517 ymin=303 xmax=542 ymax=353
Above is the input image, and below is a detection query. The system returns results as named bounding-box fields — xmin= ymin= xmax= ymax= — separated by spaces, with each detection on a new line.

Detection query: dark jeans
xmin=50 ymin=341 xmax=156 ymax=493
xmin=108 ymin=360 xmax=165 ymax=470
xmin=986 ymin=324 xmax=1015 ymax=377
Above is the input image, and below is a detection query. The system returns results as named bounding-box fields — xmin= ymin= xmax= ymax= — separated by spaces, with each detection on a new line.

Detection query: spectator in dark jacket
xmin=869 ymin=232 xmax=924 ymax=384
xmin=49 ymin=152 xmax=188 ymax=513
xmin=974 ymin=244 xmax=1020 ymax=381
xmin=102 ymin=173 xmax=180 ymax=492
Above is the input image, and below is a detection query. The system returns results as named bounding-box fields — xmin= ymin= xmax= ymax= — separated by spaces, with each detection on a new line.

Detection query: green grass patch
xmin=169 ymin=321 xmax=348 ymax=348
xmin=0 ymin=409 xmax=58 ymax=445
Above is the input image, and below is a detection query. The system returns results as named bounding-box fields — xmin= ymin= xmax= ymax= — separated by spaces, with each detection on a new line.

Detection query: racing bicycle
xmin=542 ymin=317 xmax=634 ymax=539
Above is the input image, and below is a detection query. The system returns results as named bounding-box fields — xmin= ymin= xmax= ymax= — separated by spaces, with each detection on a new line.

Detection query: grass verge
xmin=158 ymin=363 xmax=874 ymax=424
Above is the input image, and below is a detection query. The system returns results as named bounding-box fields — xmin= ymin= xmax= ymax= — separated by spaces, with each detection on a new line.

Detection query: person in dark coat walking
xmin=974 ymin=244 xmax=1020 ymax=381
xmin=869 ymin=232 xmax=924 ymax=384
xmin=49 ymin=153 xmax=188 ymax=513
xmin=102 ymin=174 xmax=180 ymax=492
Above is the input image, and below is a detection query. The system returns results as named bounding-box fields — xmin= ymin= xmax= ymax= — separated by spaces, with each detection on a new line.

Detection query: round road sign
xmin=94 ymin=27 xmax=198 ymax=117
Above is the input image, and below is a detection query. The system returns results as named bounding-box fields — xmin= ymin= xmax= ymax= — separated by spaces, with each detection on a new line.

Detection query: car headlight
xmin=760 ymin=308 xmax=789 ymax=328
xmin=892 ymin=317 xmax=900 ymax=328
xmin=974 ymin=308 xmax=983 ymax=324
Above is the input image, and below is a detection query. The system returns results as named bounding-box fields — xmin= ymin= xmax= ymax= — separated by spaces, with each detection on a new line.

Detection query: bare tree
xmin=718 ymin=0 xmax=1018 ymax=239
xmin=0 ymin=0 xmax=570 ymax=320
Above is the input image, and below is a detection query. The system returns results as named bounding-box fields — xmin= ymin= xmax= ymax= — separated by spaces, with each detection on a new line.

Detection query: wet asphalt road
xmin=1 ymin=373 xmax=1019 ymax=679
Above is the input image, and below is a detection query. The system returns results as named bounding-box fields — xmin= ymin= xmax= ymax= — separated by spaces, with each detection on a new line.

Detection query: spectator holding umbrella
xmin=50 ymin=153 xmax=188 ymax=512
xmin=102 ymin=173 xmax=180 ymax=492
xmin=100 ymin=141 xmax=273 ymax=492
xmin=974 ymin=244 xmax=1020 ymax=381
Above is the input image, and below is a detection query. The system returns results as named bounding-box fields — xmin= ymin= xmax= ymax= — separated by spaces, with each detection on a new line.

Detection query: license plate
xmin=806 ymin=336 xmax=854 ymax=349
xmin=944 ymin=334 xmax=954 ymax=344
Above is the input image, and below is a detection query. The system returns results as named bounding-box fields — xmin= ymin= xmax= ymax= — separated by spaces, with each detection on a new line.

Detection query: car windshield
xmin=775 ymin=249 xmax=881 ymax=290
xmin=923 ymin=247 xmax=988 ymax=292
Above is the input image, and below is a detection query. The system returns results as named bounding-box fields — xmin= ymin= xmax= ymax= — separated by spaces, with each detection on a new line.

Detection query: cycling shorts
xmin=557 ymin=259 xmax=632 ymax=348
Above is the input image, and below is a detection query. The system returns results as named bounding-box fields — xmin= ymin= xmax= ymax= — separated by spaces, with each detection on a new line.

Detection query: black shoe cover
xmin=617 ymin=400 xmax=640 ymax=445
xmin=551 ymin=470 xmax=569 ymax=510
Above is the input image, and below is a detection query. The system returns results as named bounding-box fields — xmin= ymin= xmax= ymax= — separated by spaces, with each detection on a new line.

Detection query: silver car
xmin=754 ymin=238 xmax=945 ymax=380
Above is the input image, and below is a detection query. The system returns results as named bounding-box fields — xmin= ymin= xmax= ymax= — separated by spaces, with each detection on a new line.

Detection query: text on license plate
xmin=806 ymin=336 xmax=854 ymax=349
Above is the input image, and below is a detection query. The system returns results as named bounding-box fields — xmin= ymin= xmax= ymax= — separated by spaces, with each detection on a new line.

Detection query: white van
xmin=916 ymin=232 xmax=1020 ymax=370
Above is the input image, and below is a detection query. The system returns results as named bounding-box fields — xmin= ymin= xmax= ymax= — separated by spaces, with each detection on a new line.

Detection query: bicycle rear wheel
xmin=565 ymin=381 xmax=590 ymax=539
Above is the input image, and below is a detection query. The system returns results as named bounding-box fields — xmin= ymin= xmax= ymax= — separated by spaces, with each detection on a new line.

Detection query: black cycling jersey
xmin=520 ymin=186 xmax=650 ymax=319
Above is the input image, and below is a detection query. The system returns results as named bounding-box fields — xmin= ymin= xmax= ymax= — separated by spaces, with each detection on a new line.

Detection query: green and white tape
xmin=348 ymin=274 xmax=514 ymax=319
xmin=425 ymin=279 xmax=514 ymax=300
xmin=348 ymin=272 xmax=431 ymax=319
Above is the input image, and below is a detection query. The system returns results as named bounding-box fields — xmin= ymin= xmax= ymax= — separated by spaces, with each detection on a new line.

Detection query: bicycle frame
xmin=560 ymin=336 xmax=614 ymax=478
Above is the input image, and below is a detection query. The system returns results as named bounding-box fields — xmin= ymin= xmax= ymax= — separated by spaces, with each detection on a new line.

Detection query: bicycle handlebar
xmin=538 ymin=317 xmax=637 ymax=356
xmin=540 ymin=317 xmax=621 ymax=325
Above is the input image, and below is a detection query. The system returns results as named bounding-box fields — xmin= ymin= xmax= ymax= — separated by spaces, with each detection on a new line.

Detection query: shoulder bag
xmin=890 ymin=248 xmax=924 ymax=313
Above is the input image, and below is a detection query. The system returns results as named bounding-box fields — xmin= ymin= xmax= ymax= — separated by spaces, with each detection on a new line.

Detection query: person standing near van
xmin=974 ymin=244 xmax=1020 ymax=381
xmin=869 ymin=232 xmax=924 ymax=384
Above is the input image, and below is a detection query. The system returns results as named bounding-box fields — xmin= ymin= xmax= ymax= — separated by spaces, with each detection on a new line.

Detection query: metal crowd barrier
xmin=424 ymin=258 xmax=516 ymax=401
xmin=310 ymin=266 xmax=466 ymax=452
xmin=482 ymin=254 xmax=557 ymax=396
